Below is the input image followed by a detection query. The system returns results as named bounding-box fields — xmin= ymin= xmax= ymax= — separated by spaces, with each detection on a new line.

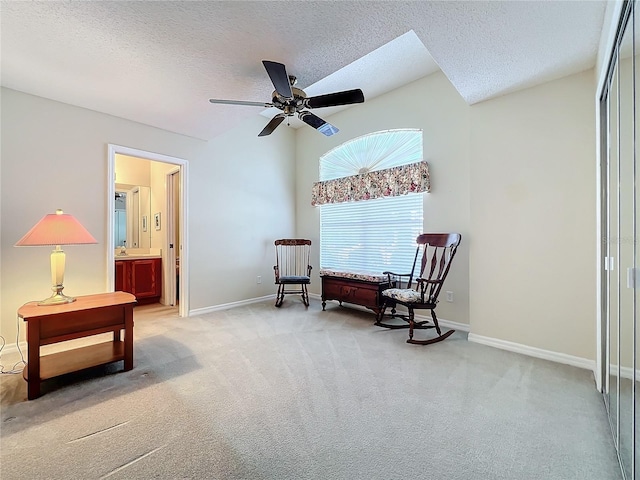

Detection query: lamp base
xmin=38 ymin=291 xmax=76 ymax=306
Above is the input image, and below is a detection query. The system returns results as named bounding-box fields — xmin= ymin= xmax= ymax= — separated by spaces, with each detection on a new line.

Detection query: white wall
xmin=469 ymin=69 xmax=597 ymax=360
xmin=2 ymin=66 xmax=598 ymax=362
xmin=187 ymin=114 xmax=296 ymax=309
xmin=0 ymin=87 xmax=296 ymax=342
xmin=296 ymin=68 xmax=597 ymax=361
xmin=116 ymin=154 xmax=151 ymax=187
xmin=295 ymin=71 xmax=471 ymax=325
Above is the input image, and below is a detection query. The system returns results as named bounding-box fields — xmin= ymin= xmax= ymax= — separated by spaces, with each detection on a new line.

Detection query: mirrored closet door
xmin=601 ymin=2 xmax=638 ymax=478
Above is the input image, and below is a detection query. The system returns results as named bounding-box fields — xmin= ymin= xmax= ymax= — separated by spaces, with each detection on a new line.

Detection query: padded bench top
xmin=319 ymin=269 xmax=389 ymax=283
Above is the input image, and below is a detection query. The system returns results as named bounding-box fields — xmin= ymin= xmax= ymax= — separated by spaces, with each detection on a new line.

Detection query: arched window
xmin=314 ymin=129 xmax=428 ymax=273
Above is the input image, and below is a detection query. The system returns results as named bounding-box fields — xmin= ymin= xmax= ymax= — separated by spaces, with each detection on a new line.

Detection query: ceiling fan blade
xmin=209 ymin=99 xmax=273 ymax=107
xmin=258 ymin=113 xmax=287 ymax=137
xmin=262 ymin=60 xmax=293 ymax=99
xmin=298 ymin=111 xmax=339 ymax=136
xmin=304 ymin=89 xmax=364 ymax=109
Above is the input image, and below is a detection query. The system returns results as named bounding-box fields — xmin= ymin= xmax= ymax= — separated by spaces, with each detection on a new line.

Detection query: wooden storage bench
xmin=320 ymin=269 xmax=391 ymax=316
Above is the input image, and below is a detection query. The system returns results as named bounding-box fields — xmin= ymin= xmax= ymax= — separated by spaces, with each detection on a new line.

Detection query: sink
xmin=114 ymin=249 xmax=161 ymax=260
xmin=115 ymin=252 xmax=161 ymax=260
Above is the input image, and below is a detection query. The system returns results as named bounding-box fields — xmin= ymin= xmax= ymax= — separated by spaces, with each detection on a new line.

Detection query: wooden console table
xmin=321 ymin=272 xmax=391 ymax=316
xmin=18 ymin=291 xmax=137 ymax=400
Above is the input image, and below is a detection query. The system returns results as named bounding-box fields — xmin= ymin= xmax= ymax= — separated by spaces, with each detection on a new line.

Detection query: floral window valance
xmin=311 ymin=160 xmax=430 ymax=206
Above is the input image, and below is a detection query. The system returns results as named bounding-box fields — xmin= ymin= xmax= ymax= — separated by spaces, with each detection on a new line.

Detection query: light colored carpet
xmin=0 ymin=298 xmax=621 ymax=479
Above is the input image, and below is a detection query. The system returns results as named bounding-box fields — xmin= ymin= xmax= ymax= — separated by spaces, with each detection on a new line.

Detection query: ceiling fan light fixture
xmin=318 ymin=123 xmax=339 ymax=137
xmin=208 ymin=60 xmax=364 ymax=137
xmin=299 ymin=111 xmax=339 ymax=137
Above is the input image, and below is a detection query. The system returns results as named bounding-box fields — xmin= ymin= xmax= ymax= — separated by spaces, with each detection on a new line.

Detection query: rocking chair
xmin=274 ymin=239 xmax=312 ymax=307
xmin=375 ymin=233 xmax=461 ymax=345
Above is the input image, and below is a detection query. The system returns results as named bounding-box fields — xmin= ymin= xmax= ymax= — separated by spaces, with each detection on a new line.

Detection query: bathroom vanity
xmin=115 ymin=254 xmax=162 ymax=304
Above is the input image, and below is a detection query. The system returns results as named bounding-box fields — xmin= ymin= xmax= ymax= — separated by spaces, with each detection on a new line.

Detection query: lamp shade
xmin=15 ymin=209 xmax=97 ymax=246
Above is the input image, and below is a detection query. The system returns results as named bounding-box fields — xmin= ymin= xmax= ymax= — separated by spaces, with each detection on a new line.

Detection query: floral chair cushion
xmin=382 ymin=288 xmax=425 ymax=304
xmin=319 ymin=269 xmax=389 ymax=283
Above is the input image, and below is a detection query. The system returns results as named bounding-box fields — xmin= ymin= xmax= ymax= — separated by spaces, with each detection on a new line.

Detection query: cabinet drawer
xmin=323 ymin=281 xmax=344 ymax=299
xmin=322 ymin=276 xmax=388 ymax=309
xmin=347 ymin=286 xmax=379 ymax=308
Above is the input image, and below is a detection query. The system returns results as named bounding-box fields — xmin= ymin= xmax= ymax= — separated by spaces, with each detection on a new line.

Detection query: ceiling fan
xmin=209 ymin=61 xmax=365 ymax=137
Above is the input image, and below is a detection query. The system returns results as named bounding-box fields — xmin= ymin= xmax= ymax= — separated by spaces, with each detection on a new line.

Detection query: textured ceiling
xmin=0 ymin=1 xmax=607 ymax=141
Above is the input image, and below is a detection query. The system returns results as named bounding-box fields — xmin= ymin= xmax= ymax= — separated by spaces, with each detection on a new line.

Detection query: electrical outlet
xmin=256 ymin=275 xmax=262 ymax=284
xmin=446 ymin=291 xmax=453 ymax=302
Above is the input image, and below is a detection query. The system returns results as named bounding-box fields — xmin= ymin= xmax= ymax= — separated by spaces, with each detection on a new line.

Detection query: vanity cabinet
xmin=115 ymin=258 xmax=162 ymax=304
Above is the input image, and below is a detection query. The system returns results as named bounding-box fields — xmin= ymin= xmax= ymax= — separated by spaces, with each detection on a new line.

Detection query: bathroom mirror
xmin=114 ymin=183 xmax=152 ymax=249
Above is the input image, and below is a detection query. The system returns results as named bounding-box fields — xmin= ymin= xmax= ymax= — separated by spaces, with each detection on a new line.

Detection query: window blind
xmin=318 ymin=129 xmax=424 ymax=274
xmin=320 ymin=193 xmax=423 ymax=274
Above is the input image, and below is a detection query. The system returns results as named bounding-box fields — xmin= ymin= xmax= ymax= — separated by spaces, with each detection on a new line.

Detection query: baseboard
xmin=189 ymin=295 xmax=275 ymax=316
xmin=0 ymin=341 xmax=27 ymax=359
xmin=1 ymin=296 xmax=277 ymax=356
xmin=320 ymin=300 xmax=470 ymax=332
xmin=609 ymin=364 xmax=640 ymax=381
xmin=3 ymin=302 xmax=594 ymax=377
xmin=191 ymin=296 xmax=596 ymax=378
xmin=413 ymin=313 xmax=470 ymax=333
xmin=468 ymin=333 xmax=596 ymax=372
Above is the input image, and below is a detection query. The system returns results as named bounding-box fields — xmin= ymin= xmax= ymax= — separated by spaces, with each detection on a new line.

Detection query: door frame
xmin=107 ymin=144 xmax=190 ymax=317
xmin=165 ymin=167 xmax=180 ymax=307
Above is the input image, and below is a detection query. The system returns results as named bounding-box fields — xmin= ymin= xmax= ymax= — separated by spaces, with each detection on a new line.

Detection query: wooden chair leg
xmin=431 ymin=309 xmax=442 ymax=335
xmin=408 ymin=309 xmax=415 ymax=341
xmin=374 ymin=302 xmax=388 ymax=325
xmin=302 ymin=284 xmax=309 ymax=307
xmin=374 ymin=301 xmax=412 ymax=328
xmin=275 ymin=284 xmax=284 ymax=307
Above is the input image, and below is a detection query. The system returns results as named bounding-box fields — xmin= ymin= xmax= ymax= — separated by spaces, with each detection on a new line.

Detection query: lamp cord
xmin=0 ymin=316 xmax=27 ymax=374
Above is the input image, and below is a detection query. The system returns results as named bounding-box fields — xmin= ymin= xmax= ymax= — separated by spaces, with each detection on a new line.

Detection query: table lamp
xmin=15 ymin=209 xmax=98 ymax=305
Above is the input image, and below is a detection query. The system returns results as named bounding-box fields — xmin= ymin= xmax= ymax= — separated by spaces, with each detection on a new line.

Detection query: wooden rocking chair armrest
xmin=382 ymin=271 xmax=414 ymax=289
xmin=382 ymin=271 xmax=413 ymax=282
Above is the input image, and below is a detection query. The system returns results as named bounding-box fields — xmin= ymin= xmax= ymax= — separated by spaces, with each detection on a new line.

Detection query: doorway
xmin=107 ymin=144 xmax=189 ymax=317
